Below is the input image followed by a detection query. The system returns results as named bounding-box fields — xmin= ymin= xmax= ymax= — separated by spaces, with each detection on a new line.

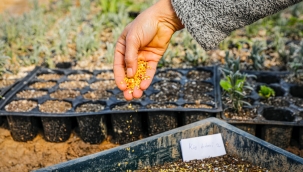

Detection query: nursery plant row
xmin=0 ymin=66 xmax=302 ymax=149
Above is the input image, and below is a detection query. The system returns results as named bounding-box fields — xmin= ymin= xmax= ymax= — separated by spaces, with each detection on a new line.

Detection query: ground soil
xmin=0 ymin=127 xmax=117 ymax=172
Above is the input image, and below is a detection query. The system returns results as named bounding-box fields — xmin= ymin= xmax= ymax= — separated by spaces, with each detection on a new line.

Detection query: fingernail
xmin=127 ymin=68 xmax=133 ymax=77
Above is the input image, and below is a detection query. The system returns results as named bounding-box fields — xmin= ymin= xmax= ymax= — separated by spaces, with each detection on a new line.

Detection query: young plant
xmin=288 ymin=40 xmax=303 ymax=82
xmin=222 ymin=51 xmax=241 ymax=75
xmin=247 ymin=41 xmax=266 ymax=70
xmin=258 ymin=85 xmax=275 ymax=99
xmin=0 ymin=41 xmax=10 ymax=79
xmin=220 ymin=70 xmax=254 ymax=112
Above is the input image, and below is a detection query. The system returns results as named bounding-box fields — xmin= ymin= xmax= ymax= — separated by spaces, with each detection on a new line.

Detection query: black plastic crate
xmin=0 ymin=66 xmax=222 ymax=143
xmin=35 ymin=118 xmax=303 ymax=172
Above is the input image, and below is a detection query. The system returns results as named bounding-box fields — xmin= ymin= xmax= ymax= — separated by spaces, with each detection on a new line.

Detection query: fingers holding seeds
xmin=140 ymin=60 xmax=157 ymax=90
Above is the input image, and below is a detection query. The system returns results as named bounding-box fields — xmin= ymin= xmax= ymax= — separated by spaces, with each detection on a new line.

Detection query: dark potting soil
xmin=82 ymin=90 xmax=112 ymax=101
xmin=183 ymin=103 xmax=213 ymax=109
xmin=260 ymin=96 xmax=290 ymax=107
xmin=16 ymin=90 xmax=47 ymax=99
xmin=288 ymin=96 xmax=303 ymax=108
xmin=39 ymin=100 xmax=72 ymax=113
xmin=5 ymin=100 xmax=37 ymax=112
xmin=156 ymin=70 xmax=182 ymax=80
xmin=67 ymin=73 xmax=93 ymax=80
xmin=0 ymin=79 xmax=15 ymax=88
xmin=59 ymin=81 xmax=88 ymax=89
xmin=147 ymin=112 xmax=178 ymax=136
xmin=90 ymin=80 xmax=116 ymax=90
xmin=50 ymin=89 xmax=80 ymax=99
xmin=146 ymin=103 xmax=177 ymax=109
xmin=96 ymin=72 xmax=114 ymax=79
xmin=150 ymin=81 xmax=181 ymax=103
xmin=183 ymin=81 xmax=214 ymax=102
xmin=111 ymin=103 xmax=141 ymax=111
xmin=135 ymin=154 xmax=269 ymax=172
xmin=29 ymin=81 xmax=56 ymax=89
xmin=37 ymin=74 xmax=63 ymax=81
xmin=75 ymin=103 xmax=105 ymax=113
xmin=224 ymin=108 xmax=258 ymax=120
xmin=186 ymin=70 xmax=212 ymax=80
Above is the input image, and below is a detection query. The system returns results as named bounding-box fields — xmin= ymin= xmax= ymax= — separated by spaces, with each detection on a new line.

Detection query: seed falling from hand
xmin=123 ymin=60 xmax=150 ymax=93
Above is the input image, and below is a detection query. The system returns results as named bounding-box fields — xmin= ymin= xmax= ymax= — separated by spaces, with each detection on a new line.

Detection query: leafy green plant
xmin=76 ymin=25 xmax=99 ymax=60
xmin=247 ymin=41 xmax=266 ymax=70
xmin=258 ymin=85 xmax=275 ymax=99
xmin=220 ymin=70 xmax=254 ymax=112
xmin=222 ymin=51 xmax=241 ymax=75
xmin=288 ymin=40 xmax=303 ymax=78
xmin=0 ymin=41 xmax=10 ymax=79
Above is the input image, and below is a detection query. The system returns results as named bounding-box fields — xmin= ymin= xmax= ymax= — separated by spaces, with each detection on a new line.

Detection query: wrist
xmin=154 ymin=0 xmax=184 ymax=31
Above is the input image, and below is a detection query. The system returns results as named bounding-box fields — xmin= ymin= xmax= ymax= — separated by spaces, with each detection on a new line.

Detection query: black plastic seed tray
xmin=0 ymin=66 xmax=221 ymax=143
xmin=35 ymin=118 xmax=303 ymax=172
xmin=0 ymin=66 xmax=222 ymax=117
xmin=221 ymin=70 xmax=303 ymax=125
xmin=220 ymin=70 xmax=303 ymax=148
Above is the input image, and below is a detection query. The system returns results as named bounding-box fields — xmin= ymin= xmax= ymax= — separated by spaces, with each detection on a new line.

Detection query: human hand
xmin=114 ymin=0 xmax=184 ymax=100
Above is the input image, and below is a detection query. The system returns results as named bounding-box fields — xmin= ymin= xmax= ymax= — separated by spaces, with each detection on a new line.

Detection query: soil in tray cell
xmin=67 ymin=73 xmax=93 ymax=80
xmin=50 ymin=89 xmax=81 ymax=99
xmin=290 ymin=85 xmax=303 ymax=99
xmin=96 ymin=72 xmax=114 ymax=79
xmin=182 ymin=112 xmax=215 ymax=125
xmin=224 ymin=108 xmax=257 ymax=120
xmin=289 ymin=97 xmax=303 ymax=108
xmin=111 ymin=103 xmax=141 ymax=111
xmin=150 ymin=81 xmax=181 ymax=103
xmin=29 ymin=81 xmax=56 ymax=89
xmin=41 ymin=117 xmax=72 ymax=142
xmin=5 ymin=100 xmax=37 ymax=112
xmin=186 ymin=69 xmax=212 ymax=80
xmin=90 ymin=80 xmax=116 ymax=90
xmin=76 ymin=103 xmax=107 ymax=144
xmin=147 ymin=112 xmax=178 ymax=136
xmin=111 ymin=112 xmax=142 ymax=144
xmin=146 ymin=103 xmax=177 ymax=109
xmin=183 ymin=81 xmax=214 ymax=102
xmin=83 ymin=90 xmax=112 ymax=100
xmin=262 ymin=107 xmax=294 ymax=122
xmin=135 ymin=154 xmax=269 ymax=171
xmin=260 ymin=96 xmax=290 ymax=107
xmin=37 ymin=73 xmax=63 ymax=81
xmin=59 ymin=81 xmax=88 ymax=89
xmin=39 ymin=100 xmax=72 ymax=113
xmin=0 ymin=79 xmax=15 ymax=89
xmin=183 ymin=103 xmax=213 ymax=109
xmin=115 ymin=91 xmax=145 ymax=101
xmin=16 ymin=90 xmax=48 ymax=99
xmin=156 ymin=70 xmax=182 ymax=80
xmin=262 ymin=125 xmax=293 ymax=149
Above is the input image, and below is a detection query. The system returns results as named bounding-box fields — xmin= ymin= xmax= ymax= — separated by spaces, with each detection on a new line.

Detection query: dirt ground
xmin=0 ymin=127 xmax=118 ymax=172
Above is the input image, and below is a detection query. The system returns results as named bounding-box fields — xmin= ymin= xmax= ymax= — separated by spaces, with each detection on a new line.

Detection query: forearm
xmin=171 ymin=0 xmax=303 ymax=50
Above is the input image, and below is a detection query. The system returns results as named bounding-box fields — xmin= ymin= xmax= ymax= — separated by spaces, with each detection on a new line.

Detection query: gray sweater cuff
xmin=171 ymin=0 xmax=302 ymax=50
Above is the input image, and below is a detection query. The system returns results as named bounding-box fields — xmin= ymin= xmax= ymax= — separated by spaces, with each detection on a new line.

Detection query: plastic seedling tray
xmin=221 ymin=70 xmax=303 ymax=148
xmin=35 ymin=118 xmax=303 ymax=172
xmin=0 ymin=66 xmax=222 ymax=143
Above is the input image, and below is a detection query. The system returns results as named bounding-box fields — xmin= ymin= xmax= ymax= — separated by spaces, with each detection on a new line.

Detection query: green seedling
xmin=222 ymin=51 xmax=240 ymax=75
xmin=248 ymin=41 xmax=266 ymax=70
xmin=258 ymin=85 xmax=275 ymax=99
xmin=288 ymin=40 xmax=303 ymax=80
xmin=220 ymin=70 xmax=254 ymax=112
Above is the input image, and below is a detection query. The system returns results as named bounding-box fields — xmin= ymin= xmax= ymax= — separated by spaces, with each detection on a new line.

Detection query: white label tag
xmin=180 ymin=133 xmax=226 ymax=162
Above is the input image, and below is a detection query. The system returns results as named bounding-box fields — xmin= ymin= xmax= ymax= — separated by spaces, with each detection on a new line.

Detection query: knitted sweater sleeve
xmin=171 ymin=0 xmax=302 ymax=50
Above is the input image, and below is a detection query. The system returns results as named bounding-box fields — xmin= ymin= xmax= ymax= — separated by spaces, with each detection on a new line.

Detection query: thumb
xmin=125 ymin=34 xmax=140 ymax=78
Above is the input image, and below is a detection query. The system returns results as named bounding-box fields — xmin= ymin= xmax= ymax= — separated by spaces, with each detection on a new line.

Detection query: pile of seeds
xmin=59 ymin=81 xmax=88 ymax=89
xmin=39 ymin=100 xmax=72 ymax=113
xmin=83 ymin=90 xmax=112 ymax=100
xmin=123 ymin=60 xmax=150 ymax=93
xmin=37 ymin=74 xmax=63 ymax=81
xmin=50 ymin=89 xmax=81 ymax=99
xmin=68 ymin=73 xmax=92 ymax=80
xmin=29 ymin=81 xmax=56 ymax=89
xmin=76 ymin=103 xmax=105 ymax=112
xmin=16 ymin=90 xmax=47 ymax=99
xmin=5 ymin=100 xmax=37 ymax=112
xmin=135 ymin=154 xmax=269 ymax=172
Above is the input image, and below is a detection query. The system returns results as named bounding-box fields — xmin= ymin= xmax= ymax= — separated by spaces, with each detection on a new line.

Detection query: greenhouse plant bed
xmin=36 ymin=118 xmax=303 ymax=172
